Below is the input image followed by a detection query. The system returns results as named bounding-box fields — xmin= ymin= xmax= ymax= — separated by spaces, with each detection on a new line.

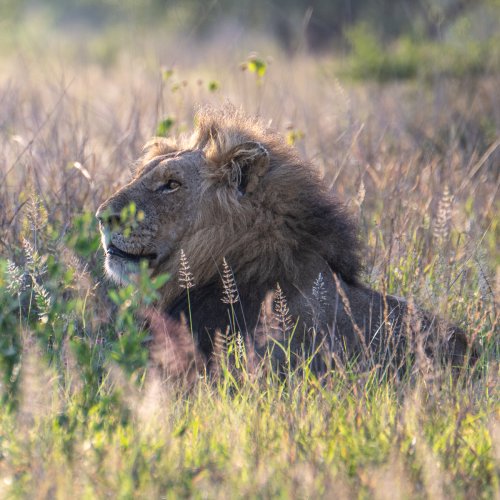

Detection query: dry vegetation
xmin=0 ymin=26 xmax=498 ymax=499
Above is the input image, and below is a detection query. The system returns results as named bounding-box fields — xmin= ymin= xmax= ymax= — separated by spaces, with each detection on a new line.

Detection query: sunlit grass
xmin=0 ymin=27 xmax=498 ymax=498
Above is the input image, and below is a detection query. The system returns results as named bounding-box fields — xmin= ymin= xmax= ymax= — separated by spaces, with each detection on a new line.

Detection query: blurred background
xmin=1 ymin=0 xmax=499 ymax=76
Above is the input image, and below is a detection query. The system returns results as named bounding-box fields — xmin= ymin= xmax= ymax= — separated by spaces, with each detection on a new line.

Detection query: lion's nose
xmin=96 ymin=207 xmax=121 ymax=228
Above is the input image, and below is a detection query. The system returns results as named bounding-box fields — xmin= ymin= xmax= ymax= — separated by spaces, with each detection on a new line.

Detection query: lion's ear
xmin=224 ymin=141 xmax=270 ymax=194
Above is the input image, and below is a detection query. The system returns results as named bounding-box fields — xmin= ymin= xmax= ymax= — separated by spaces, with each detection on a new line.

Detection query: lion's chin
xmin=102 ymin=241 xmax=160 ymax=286
xmin=104 ymin=255 xmax=141 ymax=286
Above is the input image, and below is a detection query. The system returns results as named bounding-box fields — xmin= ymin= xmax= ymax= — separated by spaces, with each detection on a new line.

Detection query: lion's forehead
xmin=137 ymin=149 xmax=203 ymax=178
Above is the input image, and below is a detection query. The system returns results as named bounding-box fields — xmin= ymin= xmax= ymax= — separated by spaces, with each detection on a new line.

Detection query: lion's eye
xmin=157 ymin=180 xmax=181 ymax=193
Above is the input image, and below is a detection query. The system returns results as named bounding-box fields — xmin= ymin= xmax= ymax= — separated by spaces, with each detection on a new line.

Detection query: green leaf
xmin=156 ymin=117 xmax=175 ymax=137
xmin=247 ymin=57 xmax=267 ymax=78
xmin=162 ymin=68 xmax=174 ymax=81
xmin=151 ymin=273 xmax=171 ymax=290
xmin=208 ymin=80 xmax=219 ymax=92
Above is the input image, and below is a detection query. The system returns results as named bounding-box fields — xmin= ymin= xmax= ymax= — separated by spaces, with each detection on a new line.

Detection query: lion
xmin=96 ymin=107 xmax=473 ymax=375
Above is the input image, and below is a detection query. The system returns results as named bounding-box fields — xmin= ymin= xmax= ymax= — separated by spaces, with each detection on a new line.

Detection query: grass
xmin=0 ymin=366 xmax=498 ymax=498
xmin=0 ymin=25 xmax=498 ymax=498
xmin=342 ymin=21 xmax=500 ymax=82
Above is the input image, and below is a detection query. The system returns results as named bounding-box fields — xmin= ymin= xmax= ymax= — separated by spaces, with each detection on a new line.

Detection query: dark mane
xmin=170 ymin=106 xmax=361 ymax=289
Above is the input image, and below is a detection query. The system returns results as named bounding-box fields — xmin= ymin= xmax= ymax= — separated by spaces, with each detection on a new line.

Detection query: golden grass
xmin=0 ymin=32 xmax=498 ymax=498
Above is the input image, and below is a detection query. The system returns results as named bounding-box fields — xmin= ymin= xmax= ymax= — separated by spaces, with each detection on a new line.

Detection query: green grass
xmin=0 ymin=354 xmax=498 ymax=498
xmin=0 ymin=22 xmax=499 ymax=498
xmin=342 ymin=22 xmax=500 ymax=82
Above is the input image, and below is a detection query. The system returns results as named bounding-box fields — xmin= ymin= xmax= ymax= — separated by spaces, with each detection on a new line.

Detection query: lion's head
xmin=96 ymin=107 xmax=360 ymax=306
xmin=96 ymin=148 xmax=204 ymax=286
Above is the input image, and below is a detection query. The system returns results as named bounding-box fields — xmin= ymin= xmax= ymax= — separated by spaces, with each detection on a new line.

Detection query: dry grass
xmin=0 ymin=28 xmax=498 ymax=499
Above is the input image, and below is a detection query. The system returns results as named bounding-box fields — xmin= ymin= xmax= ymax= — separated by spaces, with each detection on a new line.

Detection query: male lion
xmin=96 ymin=107 xmax=472 ymax=374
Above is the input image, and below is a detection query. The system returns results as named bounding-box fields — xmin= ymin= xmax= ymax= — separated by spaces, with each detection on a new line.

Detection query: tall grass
xmin=0 ymin=31 xmax=498 ymax=498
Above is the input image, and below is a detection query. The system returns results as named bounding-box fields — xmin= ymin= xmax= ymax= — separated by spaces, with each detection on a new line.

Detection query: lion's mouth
xmin=107 ymin=244 xmax=157 ymax=262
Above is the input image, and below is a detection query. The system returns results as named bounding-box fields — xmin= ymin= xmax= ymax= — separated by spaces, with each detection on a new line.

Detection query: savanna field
xmin=0 ymin=3 xmax=499 ymax=498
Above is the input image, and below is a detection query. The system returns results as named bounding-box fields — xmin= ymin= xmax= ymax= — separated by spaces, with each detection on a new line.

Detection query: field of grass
xmin=0 ymin=21 xmax=499 ymax=498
